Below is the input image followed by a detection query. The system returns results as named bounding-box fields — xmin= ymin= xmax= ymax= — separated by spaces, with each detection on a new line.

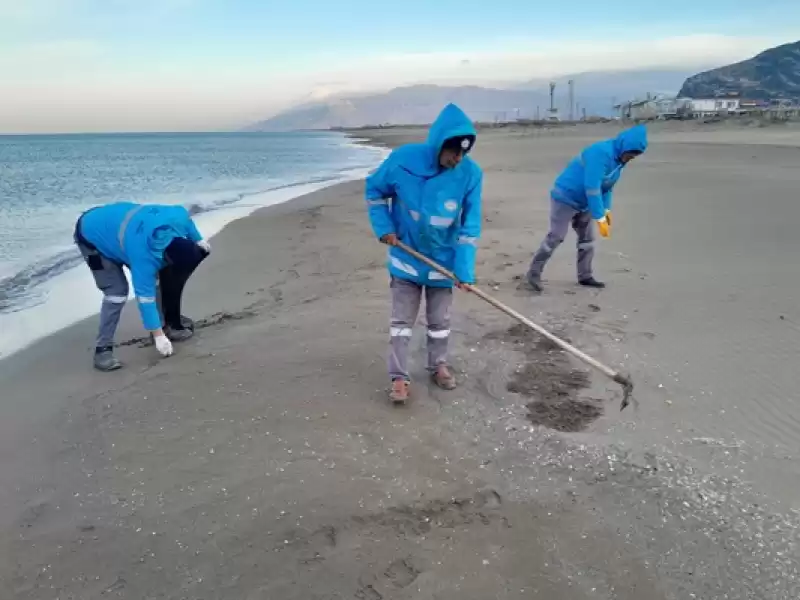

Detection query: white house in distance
xmin=687 ymin=93 xmax=763 ymax=117
xmin=615 ymin=91 xmax=770 ymax=121
xmin=615 ymin=94 xmax=692 ymax=120
xmin=689 ymin=97 xmax=741 ymax=116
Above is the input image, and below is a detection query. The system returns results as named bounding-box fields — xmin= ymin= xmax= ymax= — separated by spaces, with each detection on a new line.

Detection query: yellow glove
xmin=605 ymin=210 xmax=612 ymax=227
xmin=596 ymin=216 xmax=610 ymax=238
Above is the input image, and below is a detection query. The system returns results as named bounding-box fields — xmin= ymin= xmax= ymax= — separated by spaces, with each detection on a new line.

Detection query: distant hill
xmin=678 ymin=40 xmax=800 ymax=100
xmin=246 ymin=68 xmax=699 ymax=131
xmin=246 ymin=85 xmax=554 ymax=131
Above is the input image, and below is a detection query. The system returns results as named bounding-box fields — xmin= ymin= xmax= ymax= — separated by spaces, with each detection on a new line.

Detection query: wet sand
xmin=2 ymin=122 xmax=800 ymax=599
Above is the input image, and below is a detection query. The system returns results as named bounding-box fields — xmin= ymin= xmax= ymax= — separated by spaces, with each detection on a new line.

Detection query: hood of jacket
xmin=612 ymin=124 xmax=648 ymax=160
xmin=394 ymin=103 xmax=477 ymax=177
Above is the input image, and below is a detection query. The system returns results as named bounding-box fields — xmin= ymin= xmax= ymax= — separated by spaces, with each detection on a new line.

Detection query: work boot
xmin=389 ymin=379 xmax=410 ymax=404
xmin=164 ymin=326 xmax=194 ymax=343
xmin=93 ymin=348 xmax=122 ymax=372
xmin=579 ymin=277 xmax=606 ymax=289
xmin=431 ymin=365 xmax=457 ymax=390
xmin=180 ymin=315 xmax=195 ymax=331
xmin=523 ymin=274 xmax=543 ymax=293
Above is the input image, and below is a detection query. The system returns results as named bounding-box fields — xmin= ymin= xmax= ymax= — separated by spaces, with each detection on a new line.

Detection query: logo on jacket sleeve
xmin=444 ymin=200 xmax=458 ymax=212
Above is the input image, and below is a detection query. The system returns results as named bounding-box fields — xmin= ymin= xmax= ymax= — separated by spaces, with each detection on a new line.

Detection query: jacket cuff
xmin=454 ymin=244 xmax=477 ymax=283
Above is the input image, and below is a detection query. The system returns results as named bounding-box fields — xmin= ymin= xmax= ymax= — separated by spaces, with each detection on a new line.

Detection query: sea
xmin=0 ymin=131 xmax=386 ymax=359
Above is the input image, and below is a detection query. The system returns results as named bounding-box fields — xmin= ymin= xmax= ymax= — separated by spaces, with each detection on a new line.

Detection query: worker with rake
xmin=365 ymin=103 xmax=483 ymax=404
xmin=525 ymin=124 xmax=648 ymax=292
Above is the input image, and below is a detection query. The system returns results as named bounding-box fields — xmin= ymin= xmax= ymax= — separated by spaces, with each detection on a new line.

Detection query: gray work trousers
xmin=527 ymin=197 xmax=596 ymax=282
xmin=75 ymin=240 xmax=130 ymax=349
xmin=388 ymin=276 xmax=453 ymax=381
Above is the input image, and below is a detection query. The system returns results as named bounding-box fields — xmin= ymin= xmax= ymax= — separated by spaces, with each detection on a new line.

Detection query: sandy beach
xmin=2 ymin=121 xmax=800 ymax=599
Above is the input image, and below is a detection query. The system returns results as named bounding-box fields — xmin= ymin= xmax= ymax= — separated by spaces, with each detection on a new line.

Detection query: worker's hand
xmin=153 ymin=334 xmax=174 ymax=357
xmin=596 ymin=217 xmax=610 ymax=238
xmin=605 ymin=210 xmax=612 ymax=227
xmin=197 ymin=240 xmax=211 ymax=255
xmin=455 ymin=282 xmax=473 ymax=292
xmin=380 ymin=233 xmax=398 ymax=246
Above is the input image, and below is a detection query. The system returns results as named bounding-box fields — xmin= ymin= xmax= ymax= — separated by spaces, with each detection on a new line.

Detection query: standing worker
xmin=365 ymin=103 xmax=483 ymax=404
xmin=525 ymin=124 xmax=648 ymax=292
xmin=73 ymin=202 xmax=211 ymax=371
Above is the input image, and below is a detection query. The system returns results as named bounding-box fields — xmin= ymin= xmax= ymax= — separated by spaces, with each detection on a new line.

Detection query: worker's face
xmin=439 ymin=147 xmax=465 ymax=169
xmin=620 ymin=151 xmax=642 ymax=164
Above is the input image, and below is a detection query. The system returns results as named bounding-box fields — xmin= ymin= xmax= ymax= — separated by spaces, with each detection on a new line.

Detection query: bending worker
xmin=525 ymin=124 xmax=648 ymax=292
xmin=73 ymin=202 xmax=211 ymax=371
xmin=365 ymin=103 xmax=483 ymax=404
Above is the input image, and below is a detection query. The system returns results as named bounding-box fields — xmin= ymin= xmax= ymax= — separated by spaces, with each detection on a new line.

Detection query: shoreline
xmin=2 ymin=123 xmax=800 ymax=598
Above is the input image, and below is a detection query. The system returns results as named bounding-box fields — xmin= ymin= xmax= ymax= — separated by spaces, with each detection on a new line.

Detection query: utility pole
xmin=548 ymin=82 xmax=558 ymax=121
xmin=568 ymin=79 xmax=575 ymax=121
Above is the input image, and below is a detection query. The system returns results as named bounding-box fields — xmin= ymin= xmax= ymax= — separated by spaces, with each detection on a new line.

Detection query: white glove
xmin=154 ymin=334 xmax=174 ymax=357
xmin=197 ymin=240 xmax=211 ymax=254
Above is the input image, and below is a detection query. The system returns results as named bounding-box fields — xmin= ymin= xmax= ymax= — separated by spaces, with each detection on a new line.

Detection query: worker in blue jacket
xmin=366 ymin=103 xmax=482 ymax=404
xmin=525 ymin=124 xmax=648 ymax=292
xmin=73 ymin=202 xmax=211 ymax=371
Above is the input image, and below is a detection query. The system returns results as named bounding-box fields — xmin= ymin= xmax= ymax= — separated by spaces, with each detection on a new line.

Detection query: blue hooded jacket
xmin=551 ymin=124 xmax=648 ymax=220
xmin=78 ymin=202 xmax=204 ymax=331
xmin=365 ymin=103 xmax=483 ymax=286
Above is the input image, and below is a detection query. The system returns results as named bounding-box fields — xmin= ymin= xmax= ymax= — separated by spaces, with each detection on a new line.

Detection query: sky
xmin=1 ymin=0 xmax=798 ymax=133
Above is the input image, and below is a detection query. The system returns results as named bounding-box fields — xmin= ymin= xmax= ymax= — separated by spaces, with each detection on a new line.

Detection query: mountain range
xmin=678 ymin=40 xmax=800 ymax=100
xmin=246 ymin=68 xmax=696 ymax=131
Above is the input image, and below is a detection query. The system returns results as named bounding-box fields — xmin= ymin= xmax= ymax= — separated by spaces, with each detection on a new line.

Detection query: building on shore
xmin=614 ymin=94 xmax=692 ymax=121
xmin=615 ymin=91 xmax=799 ymax=121
xmin=687 ymin=94 xmax=800 ymax=118
xmin=686 ymin=93 xmax=751 ymax=117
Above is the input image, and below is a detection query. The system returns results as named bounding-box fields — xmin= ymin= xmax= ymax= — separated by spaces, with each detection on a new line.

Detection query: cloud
xmin=0 ymin=39 xmax=105 ymax=80
xmin=107 ymin=0 xmax=197 ymax=6
xmin=101 ymin=0 xmax=199 ymax=15
xmin=0 ymin=0 xmax=194 ymax=25
xmin=7 ymin=39 xmax=101 ymax=61
xmin=0 ymin=80 xmax=262 ymax=133
xmin=0 ymin=0 xmax=69 ymax=20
